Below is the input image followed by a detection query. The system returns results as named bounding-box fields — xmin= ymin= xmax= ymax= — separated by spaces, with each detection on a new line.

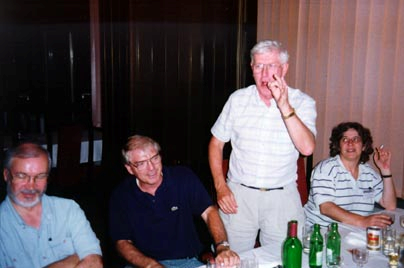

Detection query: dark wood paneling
xmin=0 ymin=1 xmax=91 ymax=142
xmin=99 ymin=0 xmax=257 ymax=184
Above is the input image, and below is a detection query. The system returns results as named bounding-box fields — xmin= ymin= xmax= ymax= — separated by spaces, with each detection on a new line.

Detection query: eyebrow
xmin=129 ymin=153 xmax=159 ymax=164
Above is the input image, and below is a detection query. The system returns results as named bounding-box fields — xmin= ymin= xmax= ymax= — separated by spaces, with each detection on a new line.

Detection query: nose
xmin=25 ymin=177 xmax=36 ymax=188
xmin=145 ymin=160 xmax=156 ymax=170
xmin=347 ymin=139 xmax=355 ymax=145
xmin=261 ymin=65 xmax=272 ymax=75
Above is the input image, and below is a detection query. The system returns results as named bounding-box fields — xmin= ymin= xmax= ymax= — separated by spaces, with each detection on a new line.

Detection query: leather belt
xmin=240 ymin=183 xmax=284 ymax=191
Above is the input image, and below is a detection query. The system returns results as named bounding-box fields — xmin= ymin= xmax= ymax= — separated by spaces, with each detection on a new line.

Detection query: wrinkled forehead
xmin=9 ymin=155 xmax=49 ymax=171
xmin=128 ymin=146 xmax=158 ymax=160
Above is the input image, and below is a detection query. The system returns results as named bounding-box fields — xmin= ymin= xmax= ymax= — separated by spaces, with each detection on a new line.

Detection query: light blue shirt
xmin=0 ymin=194 xmax=102 ymax=267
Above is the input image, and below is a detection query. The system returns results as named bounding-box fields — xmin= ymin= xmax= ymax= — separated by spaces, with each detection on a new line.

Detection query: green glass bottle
xmin=309 ymin=223 xmax=323 ymax=268
xmin=326 ymin=222 xmax=341 ymax=267
xmin=282 ymin=220 xmax=302 ymax=268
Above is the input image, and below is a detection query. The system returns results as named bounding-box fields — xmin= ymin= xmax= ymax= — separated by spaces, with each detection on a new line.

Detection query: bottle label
xmin=327 ymin=248 xmax=333 ymax=261
xmin=316 ymin=251 xmax=322 ymax=266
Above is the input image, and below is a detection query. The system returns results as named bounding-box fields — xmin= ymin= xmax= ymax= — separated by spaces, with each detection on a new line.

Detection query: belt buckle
xmin=259 ymin=188 xmax=269 ymax=192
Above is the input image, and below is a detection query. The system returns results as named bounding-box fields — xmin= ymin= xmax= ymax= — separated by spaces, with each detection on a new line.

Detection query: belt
xmin=240 ymin=183 xmax=284 ymax=191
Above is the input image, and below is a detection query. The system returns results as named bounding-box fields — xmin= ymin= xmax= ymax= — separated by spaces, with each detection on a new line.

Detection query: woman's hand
xmin=373 ymin=145 xmax=392 ymax=173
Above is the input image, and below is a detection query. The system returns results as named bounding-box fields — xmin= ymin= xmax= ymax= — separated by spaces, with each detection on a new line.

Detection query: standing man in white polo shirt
xmin=208 ymin=40 xmax=317 ymax=252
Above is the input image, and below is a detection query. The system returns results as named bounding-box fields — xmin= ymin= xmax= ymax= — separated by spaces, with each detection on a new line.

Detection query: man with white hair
xmin=209 ymin=40 xmax=317 ymax=252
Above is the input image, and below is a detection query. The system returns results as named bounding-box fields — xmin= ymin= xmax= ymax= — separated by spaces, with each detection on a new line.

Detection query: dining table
xmin=238 ymin=208 xmax=404 ymax=268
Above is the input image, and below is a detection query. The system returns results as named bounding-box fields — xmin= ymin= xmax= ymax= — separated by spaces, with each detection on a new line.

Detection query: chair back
xmin=54 ymin=124 xmax=83 ymax=187
xmin=297 ymin=155 xmax=309 ymax=206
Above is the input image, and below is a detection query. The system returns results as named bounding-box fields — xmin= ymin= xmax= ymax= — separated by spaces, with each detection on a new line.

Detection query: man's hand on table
xmin=215 ymin=246 xmax=240 ymax=267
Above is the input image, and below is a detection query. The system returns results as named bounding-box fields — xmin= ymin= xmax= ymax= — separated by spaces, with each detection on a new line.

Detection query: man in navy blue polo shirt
xmin=109 ymin=135 xmax=240 ymax=268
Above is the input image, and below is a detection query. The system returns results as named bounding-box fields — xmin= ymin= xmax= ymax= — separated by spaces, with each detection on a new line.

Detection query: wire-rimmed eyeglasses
xmin=341 ymin=136 xmax=362 ymax=144
xmin=128 ymin=153 xmax=161 ymax=170
xmin=10 ymin=172 xmax=48 ymax=184
xmin=252 ymin=63 xmax=282 ymax=73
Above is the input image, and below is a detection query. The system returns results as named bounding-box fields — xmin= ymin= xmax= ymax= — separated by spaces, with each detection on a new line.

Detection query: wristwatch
xmin=215 ymin=240 xmax=230 ymax=249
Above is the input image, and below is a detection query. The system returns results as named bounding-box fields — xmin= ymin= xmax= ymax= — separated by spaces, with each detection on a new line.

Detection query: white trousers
xmin=220 ymin=181 xmax=305 ymax=253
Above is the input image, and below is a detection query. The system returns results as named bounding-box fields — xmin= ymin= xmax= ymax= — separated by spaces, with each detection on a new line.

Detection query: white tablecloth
xmin=239 ymin=208 xmax=404 ymax=268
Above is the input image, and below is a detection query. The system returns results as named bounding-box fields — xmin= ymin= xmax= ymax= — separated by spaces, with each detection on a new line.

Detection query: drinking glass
xmin=352 ymin=248 xmax=369 ymax=267
xmin=238 ymin=258 xmax=259 ymax=268
xmin=388 ymin=245 xmax=401 ymax=267
xmin=382 ymin=227 xmax=397 ymax=256
xmin=383 ymin=211 xmax=396 ymax=226
xmin=302 ymin=224 xmax=312 ymax=254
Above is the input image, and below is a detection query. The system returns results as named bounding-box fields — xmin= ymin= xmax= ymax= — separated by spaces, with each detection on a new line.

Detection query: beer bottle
xmin=326 ymin=222 xmax=341 ymax=267
xmin=282 ymin=220 xmax=302 ymax=268
xmin=309 ymin=223 xmax=323 ymax=268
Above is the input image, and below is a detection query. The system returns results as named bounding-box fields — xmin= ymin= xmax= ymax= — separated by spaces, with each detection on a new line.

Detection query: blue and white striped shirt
xmin=304 ymin=155 xmax=383 ymax=227
xmin=211 ymin=85 xmax=317 ymax=188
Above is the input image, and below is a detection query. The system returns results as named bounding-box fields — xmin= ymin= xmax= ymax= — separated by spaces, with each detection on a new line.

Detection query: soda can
xmin=367 ymin=226 xmax=381 ymax=251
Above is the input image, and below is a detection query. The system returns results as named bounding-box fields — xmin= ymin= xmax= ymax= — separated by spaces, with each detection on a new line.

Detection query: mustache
xmin=20 ymin=189 xmax=41 ymax=195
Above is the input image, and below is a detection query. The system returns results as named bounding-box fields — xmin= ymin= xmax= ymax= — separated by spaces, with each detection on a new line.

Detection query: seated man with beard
xmin=0 ymin=142 xmax=103 ymax=268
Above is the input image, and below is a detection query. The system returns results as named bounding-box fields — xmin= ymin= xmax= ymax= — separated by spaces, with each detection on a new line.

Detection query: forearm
xmin=379 ymin=177 xmax=397 ymax=210
xmin=282 ymin=110 xmax=315 ymax=156
xmin=116 ymin=240 xmax=163 ymax=268
xmin=208 ymin=137 xmax=226 ymax=190
xmin=75 ymin=254 xmax=103 ymax=268
xmin=202 ymin=206 xmax=228 ymax=244
xmin=46 ymin=254 xmax=80 ymax=268
xmin=46 ymin=253 xmax=103 ymax=268
xmin=202 ymin=206 xmax=240 ymax=267
xmin=319 ymin=202 xmax=365 ymax=227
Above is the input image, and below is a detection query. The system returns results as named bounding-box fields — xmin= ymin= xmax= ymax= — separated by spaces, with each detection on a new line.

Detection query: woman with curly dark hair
xmin=304 ymin=122 xmax=397 ymax=228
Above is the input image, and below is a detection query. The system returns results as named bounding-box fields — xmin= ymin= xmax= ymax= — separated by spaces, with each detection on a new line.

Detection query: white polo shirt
xmin=211 ymin=85 xmax=317 ymax=188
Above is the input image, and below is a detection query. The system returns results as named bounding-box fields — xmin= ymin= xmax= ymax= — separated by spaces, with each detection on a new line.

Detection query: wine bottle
xmin=326 ymin=222 xmax=341 ymax=267
xmin=309 ymin=223 xmax=323 ymax=268
xmin=282 ymin=220 xmax=302 ymax=268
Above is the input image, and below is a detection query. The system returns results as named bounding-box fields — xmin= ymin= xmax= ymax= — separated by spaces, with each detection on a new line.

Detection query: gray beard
xmin=7 ymin=182 xmax=46 ymax=208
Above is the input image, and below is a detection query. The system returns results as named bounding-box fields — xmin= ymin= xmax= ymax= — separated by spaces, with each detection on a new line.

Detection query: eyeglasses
xmin=341 ymin=136 xmax=362 ymax=144
xmin=128 ymin=153 xmax=161 ymax=170
xmin=252 ymin=63 xmax=282 ymax=73
xmin=10 ymin=172 xmax=48 ymax=184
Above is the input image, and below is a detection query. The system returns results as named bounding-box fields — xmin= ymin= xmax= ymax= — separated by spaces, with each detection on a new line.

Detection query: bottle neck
xmin=289 ymin=222 xmax=298 ymax=237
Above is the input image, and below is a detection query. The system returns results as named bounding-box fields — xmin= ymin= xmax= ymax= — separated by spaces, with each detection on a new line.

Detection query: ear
xmin=3 ymin=169 xmax=9 ymax=183
xmin=282 ymin=63 xmax=289 ymax=77
xmin=124 ymin=164 xmax=135 ymax=176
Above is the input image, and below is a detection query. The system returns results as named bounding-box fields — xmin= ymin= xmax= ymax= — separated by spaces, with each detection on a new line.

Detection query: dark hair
xmin=329 ymin=122 xmax=374 ymax=163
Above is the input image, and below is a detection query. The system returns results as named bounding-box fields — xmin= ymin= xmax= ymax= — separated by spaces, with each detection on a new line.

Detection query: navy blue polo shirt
xmin=109 ymin=166 xmax=213 ymax=260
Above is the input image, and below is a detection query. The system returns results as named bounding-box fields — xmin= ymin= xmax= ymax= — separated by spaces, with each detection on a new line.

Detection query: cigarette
xmin=375 ymin=145 xmax=384 ymax=159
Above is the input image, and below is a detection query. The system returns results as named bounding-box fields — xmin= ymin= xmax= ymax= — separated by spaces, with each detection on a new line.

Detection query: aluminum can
xmin=367 ymin=226 xmax=381 ymax=250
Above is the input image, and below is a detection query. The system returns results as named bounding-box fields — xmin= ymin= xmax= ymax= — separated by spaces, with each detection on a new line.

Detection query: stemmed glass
xmin=382 ymin=211 xmax=396 ymax=227
xmin=352 ymin=248 xmax=369 ymax=267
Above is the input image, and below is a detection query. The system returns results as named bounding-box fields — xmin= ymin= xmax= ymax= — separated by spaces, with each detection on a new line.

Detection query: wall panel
xmin=257 ymin=0 xmax=404 ymax=197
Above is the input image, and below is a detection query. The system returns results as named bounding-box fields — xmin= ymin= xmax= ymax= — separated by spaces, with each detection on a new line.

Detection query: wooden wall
xmin=257 ymin=0 xmax=404 ymax=197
